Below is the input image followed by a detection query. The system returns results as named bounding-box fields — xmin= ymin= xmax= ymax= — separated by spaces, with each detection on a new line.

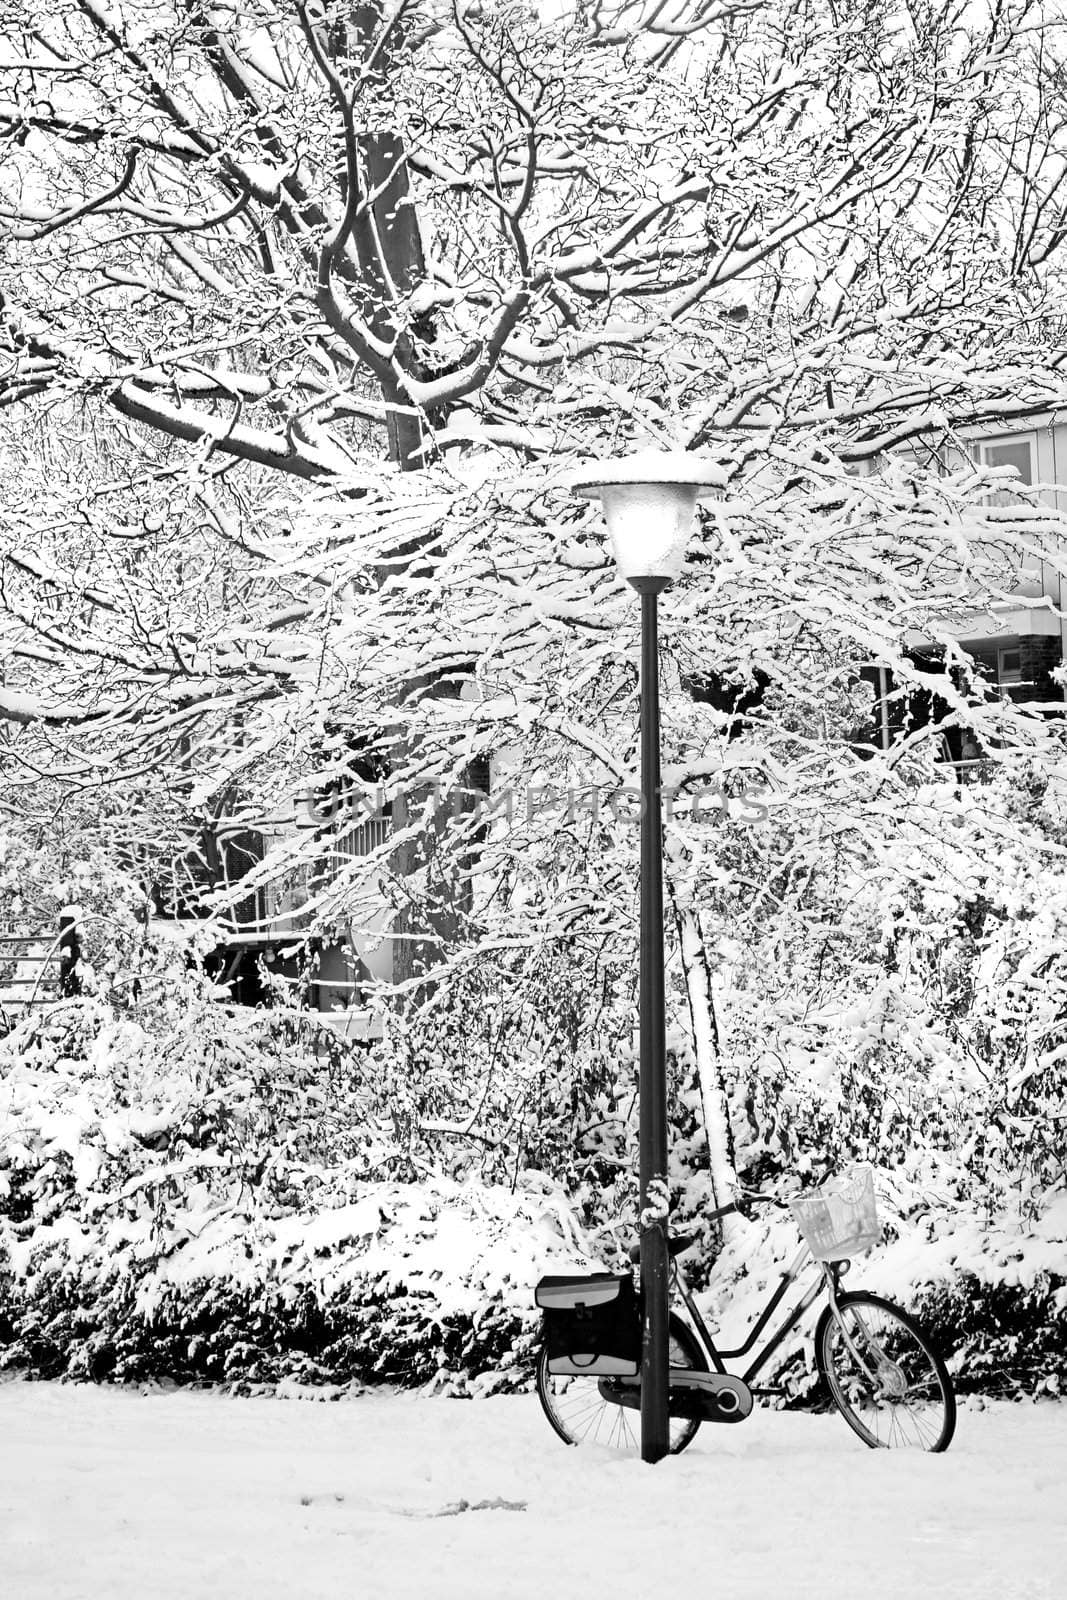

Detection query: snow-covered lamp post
xmin=570 ymin=450 xmax=725 ymax=1464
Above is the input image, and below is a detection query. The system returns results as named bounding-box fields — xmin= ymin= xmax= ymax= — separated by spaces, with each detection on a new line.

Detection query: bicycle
xmin=536 ymin=1168 xmax=956 ymax=1454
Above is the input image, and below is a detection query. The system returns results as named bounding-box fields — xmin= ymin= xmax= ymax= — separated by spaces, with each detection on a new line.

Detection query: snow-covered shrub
xmin=1 ymin=1173 xmax=579 ymax=1389
xmin=914 ymin=1274 xmax=1067 ymax=1397
xmin=363 ymin=934 xmax=641 ymax=1194
xmin=865 ymin=1194 xmax=1067 ymax=1397
xmin=0 ymin=988 xmax=599 ymax=1387
xmin=684 ymin=775 xmax=1067 ymax=1392
xmin=691 ymin=1174 xmax=1067 ymax=1402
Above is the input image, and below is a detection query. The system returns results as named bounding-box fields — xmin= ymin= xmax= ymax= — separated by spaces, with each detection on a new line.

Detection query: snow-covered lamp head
xmin=569 ymin=450 xmax=726 ymax=589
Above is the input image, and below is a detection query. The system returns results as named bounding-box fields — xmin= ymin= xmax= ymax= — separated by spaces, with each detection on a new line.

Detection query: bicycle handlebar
xmin=626 ymin=1192 xmax=790 ymax=1262
xmin=708 ymin=1190 xmax=790 ymax=1225
xmin=745 ymin=1188 xmax=793 ymax=1209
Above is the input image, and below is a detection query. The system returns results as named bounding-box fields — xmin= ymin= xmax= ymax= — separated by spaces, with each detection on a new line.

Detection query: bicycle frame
xmin=671 ymin=1243 xmax=844 ymax=1391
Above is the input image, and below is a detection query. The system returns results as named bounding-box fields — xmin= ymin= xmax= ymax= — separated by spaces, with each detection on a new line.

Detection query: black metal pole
xmin=58 ymin=908 xmax=82 ymax=998
xmin=634 ymin=578 xmax=670 ymax=1463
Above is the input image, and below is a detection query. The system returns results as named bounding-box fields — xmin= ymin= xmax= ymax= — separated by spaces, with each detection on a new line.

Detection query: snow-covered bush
xmin=359 ymin=934 xmax=640 ymax=1187
xmin=3 ymin=768 xmax=1066 ymax=1396
xmin=693 ymin=1179 xmax=1067 ymax=1403
xmin=0 ymin=987 xmax=598 ymax=1389
xmin=2 ymin=971 xmax=1064 ymax=1395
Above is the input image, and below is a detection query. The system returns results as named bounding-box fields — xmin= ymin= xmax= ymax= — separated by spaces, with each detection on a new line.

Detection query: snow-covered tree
xmin=2 ymin=0 xmax=1067 ymax=1224
xmin=5 ymin=0 xmax=1067 ymax=480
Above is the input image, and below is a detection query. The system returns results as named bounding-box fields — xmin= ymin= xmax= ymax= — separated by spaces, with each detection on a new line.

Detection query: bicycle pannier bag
xmin=534 ymin=1273 xmax=640 ymax=1376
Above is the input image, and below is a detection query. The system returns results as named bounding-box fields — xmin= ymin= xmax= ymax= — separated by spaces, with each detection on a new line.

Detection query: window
xmin=977 ymin=436 xmax=1035 ymax=504
xmin=957 ymin=640 xmax=1066 ymax=707
xmin=997 ymin=647 xmax=1023 ymax=686
xmin=967 ymin=642 xmax=1032 ymax=697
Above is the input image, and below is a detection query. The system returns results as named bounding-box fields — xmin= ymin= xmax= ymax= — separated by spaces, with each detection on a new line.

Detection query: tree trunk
xmin=676 ymin=905 xmax=743 ymax=1241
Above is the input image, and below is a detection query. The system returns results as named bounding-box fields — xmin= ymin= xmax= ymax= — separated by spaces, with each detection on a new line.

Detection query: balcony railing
xmin=945 ymin=758 xmax=997 ymax=785
xmin=147 ymin=808 xmax=394 ymax=932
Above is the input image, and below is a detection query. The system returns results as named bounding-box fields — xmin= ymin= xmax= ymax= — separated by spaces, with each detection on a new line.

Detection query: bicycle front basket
xmin=789 ymin=1166 xmax=880 ymax=1262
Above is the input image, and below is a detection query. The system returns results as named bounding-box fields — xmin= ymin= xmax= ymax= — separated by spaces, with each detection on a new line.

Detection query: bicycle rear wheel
xmin=536 ymin=1312 xmax=707 ymax=1453
xmin=815 ymin=1291 xmax=956 ymax=1452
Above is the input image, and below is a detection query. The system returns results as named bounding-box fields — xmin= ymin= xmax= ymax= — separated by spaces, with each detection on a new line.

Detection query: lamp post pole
xmin=568 ymin=450 xmax=725 ymax=1465
xmin=635 ymin=577 xmax=670 ymax=1463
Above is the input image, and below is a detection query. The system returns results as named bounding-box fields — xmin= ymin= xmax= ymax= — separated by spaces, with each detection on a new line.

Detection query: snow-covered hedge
xmin=872 ymin=1200 xmax=1067 ymax=1398
xmin=2 ymin=983 xmax=1064 ymax=1398
xmin=697 ymin=1191 xmax=1067 ymax=1401
xmin=0 ymin=996 xmax=593 ymax=1390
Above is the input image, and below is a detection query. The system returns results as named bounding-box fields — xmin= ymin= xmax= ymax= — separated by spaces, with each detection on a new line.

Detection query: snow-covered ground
xmin=2 ymin=1379 xmax=1063 ymax=1600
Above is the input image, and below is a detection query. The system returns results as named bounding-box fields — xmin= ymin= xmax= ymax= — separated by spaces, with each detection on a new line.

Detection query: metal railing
xmin=0 ymin=911 xmax=82 ymax=1023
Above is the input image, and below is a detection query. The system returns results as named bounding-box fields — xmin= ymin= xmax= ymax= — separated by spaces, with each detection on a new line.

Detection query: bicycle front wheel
xmin=815 ymin=1291 xmax=956 ymax=1452
xmin=536 ymin=1312 xmax=707 ymax=1454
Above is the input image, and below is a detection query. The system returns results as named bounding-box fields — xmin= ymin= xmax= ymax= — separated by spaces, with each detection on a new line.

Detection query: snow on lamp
xmin=569 ymin=449 xmax=726 ymax=586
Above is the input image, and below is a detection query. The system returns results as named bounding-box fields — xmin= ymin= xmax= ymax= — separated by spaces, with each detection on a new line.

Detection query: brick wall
xmin=1014 ymin=636 xmax=1062 ymax=703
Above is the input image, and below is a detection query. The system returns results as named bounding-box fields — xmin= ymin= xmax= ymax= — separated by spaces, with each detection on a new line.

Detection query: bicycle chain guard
xmin=598 ymin=1369 xmax=754 ymax=1424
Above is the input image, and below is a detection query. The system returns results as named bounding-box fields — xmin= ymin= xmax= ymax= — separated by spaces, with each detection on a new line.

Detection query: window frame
xmin=975 ymin=433 xmax=1037 ymax=504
